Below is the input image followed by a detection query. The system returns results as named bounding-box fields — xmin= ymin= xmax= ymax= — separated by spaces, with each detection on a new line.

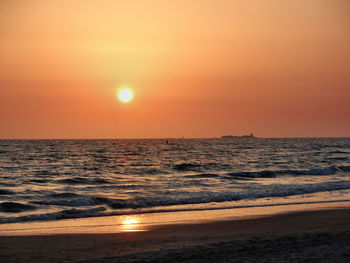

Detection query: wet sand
xmin=2 ymin=208 xmax=350 ymax=262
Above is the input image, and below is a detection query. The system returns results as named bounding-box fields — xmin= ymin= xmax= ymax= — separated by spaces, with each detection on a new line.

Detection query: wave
xmin=0 ymin=202 xmax=36 ymax=213
xmin=173 ymin=162 xmax=350 ymax=176
xmin=31 ymin=197 xmax=98 ymax=207
xmin=98 ymin=180 xmax=350 ymax=209
xmin=173 ymin=162 xmax=230 ymax=172
xmin=180 ymin=166 xmax=350 ymax=180
xmin=184 ymin=173 xmax=221 ymax=179
xmin=225 ymin=166 xmax=350 ymax=179
xmin=34 ymin=170 xmax=58 ymax=176
xmin=3 ymin=179 xmax=350 ymax=223
xmin=0 ymin=189 xmax=15 ymax=195
xmin=47 ymin=192 xmax=81 ymax=198
xmin=340 ymin=166 xmax=350 ymax=172
xmin=30 ymin=179 xmax=350 ymax=211
xmin=327 ymin=157 xmax=348 ymax=161
xmin=328 ymin=151 xmax=350 ymax=154
xmin=56 ymin=177 xmax=112 ymax=185
xmin=28 ymin=179 xmax=51 ymax=184
xmin=29 ymin=196 xmax=133 ymax=209
xmin=0 ymin=207 xmax=107 ymax=223
xmin=174 ymin=163 xmax=202 ymax=171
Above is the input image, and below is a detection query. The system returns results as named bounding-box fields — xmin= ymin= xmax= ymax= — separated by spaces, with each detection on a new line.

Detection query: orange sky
xmin=0 ymin=0 xmax=349 ymax=138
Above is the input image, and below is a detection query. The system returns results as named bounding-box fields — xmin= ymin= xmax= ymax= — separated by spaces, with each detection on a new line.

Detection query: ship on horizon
xmin=221 ymin=133 xmax=257 ymax=139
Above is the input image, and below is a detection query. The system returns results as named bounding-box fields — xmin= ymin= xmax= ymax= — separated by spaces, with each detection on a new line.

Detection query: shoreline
xmin=2 ymin=199 xmax=350 ymax=236
xmin=2 ymin=205 xmax=350 ymax=262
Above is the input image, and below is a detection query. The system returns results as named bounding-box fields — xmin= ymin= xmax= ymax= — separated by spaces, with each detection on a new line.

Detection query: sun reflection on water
xmin=121 ymin=217 xmax=144 ymax=232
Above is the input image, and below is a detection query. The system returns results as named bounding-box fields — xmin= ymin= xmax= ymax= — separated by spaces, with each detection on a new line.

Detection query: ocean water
xmin=0 ymin=138 xmax=350 ymax=224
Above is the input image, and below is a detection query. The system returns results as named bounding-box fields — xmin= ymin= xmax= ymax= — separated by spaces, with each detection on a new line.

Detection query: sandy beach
xmin=2 ymin=207 xmax=350 ymax=262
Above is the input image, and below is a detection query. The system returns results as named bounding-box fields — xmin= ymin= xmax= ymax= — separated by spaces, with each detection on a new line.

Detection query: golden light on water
xmin=121 ymin=217 xmax=143 ymax=232
xmin=123 ymin=218 xmax=138 ymax=226
xmin=118 ymin=88 xmax=133 ymax=103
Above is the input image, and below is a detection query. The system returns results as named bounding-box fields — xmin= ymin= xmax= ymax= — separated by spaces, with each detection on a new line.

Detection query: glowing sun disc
xmin=118 ymin=88 xmax=133 ymax=103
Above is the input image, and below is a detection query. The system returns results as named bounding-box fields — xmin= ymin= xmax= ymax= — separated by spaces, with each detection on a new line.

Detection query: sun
xmin=118 ymin=88 xmax=133 ymax=103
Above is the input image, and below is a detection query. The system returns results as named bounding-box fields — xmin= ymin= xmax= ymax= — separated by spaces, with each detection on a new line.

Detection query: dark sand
xmin=2 ymin=208 xmax=350 ymax=262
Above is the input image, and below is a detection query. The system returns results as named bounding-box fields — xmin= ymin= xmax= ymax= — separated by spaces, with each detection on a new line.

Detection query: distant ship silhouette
xmin=221 ymin=133 xmax=257 ymax=139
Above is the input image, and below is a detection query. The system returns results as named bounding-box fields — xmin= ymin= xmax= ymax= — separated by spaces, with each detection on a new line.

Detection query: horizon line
xmin=0 ymin=136 xmax=349 ymax=140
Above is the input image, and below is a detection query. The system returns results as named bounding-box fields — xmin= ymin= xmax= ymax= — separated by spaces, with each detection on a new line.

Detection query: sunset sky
xmin=1 ymin=0 xmax=349 ymax=139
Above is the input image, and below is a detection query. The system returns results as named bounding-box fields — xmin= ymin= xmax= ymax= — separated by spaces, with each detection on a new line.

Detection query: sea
xmin=1 ymin=138 xmax=350 ymax=224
